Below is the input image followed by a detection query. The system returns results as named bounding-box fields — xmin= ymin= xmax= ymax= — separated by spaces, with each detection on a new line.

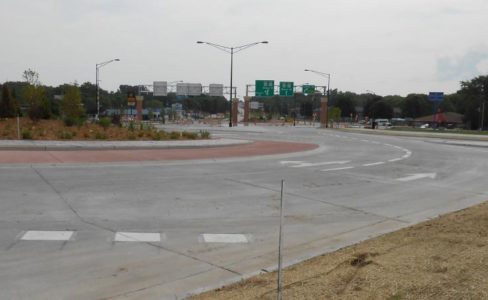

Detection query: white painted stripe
xmin=290 ymin=161 xmax=351 ymax=168
xmin=115 ymin=232 xmax=161 ymax=242
xmin=363 ymin=162 xmax=385 ymax=166
xmin=320 ymin=166 xmax=354 ymax=172
xmin=361 ymin=139 xmax=370 ymax=143
xmin=388 ymin=158 xmax=403 ymax=162
xmin=280 ymin=160 xmax=305 ymax=165
xmin=202 ymin=234 xmax=248 ymax=243
xmin=397 ymin=173 xmax=436 ymax=182
xmin=21 ymin=231 xmax=74 ymax=241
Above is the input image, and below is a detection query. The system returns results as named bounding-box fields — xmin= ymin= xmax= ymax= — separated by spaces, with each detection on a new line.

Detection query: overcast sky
xmin=1 ymin=0 xmax=488 ymax=97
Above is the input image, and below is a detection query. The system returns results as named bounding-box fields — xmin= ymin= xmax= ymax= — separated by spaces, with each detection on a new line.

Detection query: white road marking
xmin=202 ymin=234 xmax=249 ymax=243
xmin=114 ymin=232 xmax=161 ymax=242
xmin=321 ymin=166 xmax=355 ymax=172
xmin=21 ymin=231 xmax=74 ymax=241
xmin=280 ymin=161 xmax=305 ymax=165
xmin=363 ymin=162 xmax=385 ymax=166
xmin=388 ymin=158 xmax=403 ymax=162
xmin=290 ymin=161 xmax=351 ymax=168
xmin=397 ymin=173 xmax=437 ymax=182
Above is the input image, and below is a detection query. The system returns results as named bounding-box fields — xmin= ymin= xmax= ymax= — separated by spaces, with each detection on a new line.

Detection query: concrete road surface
xmin=1 ymin=126 xmax=487 ymax=299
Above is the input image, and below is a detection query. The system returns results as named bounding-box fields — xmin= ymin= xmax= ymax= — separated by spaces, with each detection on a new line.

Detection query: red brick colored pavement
xmin=0 ymin=140 xmax=318 ymax=164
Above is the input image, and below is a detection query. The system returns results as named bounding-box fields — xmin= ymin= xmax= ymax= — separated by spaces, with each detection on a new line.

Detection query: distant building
xmin=413 ymin=112 xmax=464 ymax=128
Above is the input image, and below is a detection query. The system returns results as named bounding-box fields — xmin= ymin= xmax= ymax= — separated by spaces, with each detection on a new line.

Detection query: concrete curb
xmin=0 ymin=138 xmax=253 ymax=151
xmin=333 ymin=127 xmax=488 ymax=142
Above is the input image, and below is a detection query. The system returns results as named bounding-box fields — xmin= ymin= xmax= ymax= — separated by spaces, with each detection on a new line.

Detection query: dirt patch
xmin=190 ymin=201 xmax=488 ymax=300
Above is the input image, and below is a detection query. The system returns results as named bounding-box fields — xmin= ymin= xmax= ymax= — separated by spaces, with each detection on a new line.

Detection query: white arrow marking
xmin=397 ymin=173 xmax=437 ymax=182
xmin=280 ymin=161 xmax=305 ymax=165
xmin=290 ymin=161 xmax=351 ymax=168
xmin=321 ymin=166 xmax=354 ymax=172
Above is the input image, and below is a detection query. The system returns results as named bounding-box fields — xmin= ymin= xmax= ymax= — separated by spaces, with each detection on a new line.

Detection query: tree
xmin=24 ymin=85 xmax=51 ymax=121
xmin=402 ymin=94 xmax=432 ymax=118
xmin=328 ymin=107 xmax=342 ymax=122
xmin=22 ymin=69 xmax=40 ymax=86
xmin=369 ymin=101 xmax=394 ymax=119
xmin=60 ymin=84 xmax=85 ymax=121
xmin=458 ymin=75 xmax=488 ymax=129
xmin=363 ymin=95 xmax=383 ymax=118
xmin=333 ymin=92 xmax=356 ymax=117
xmin=0 ymin=84 xmax=18 ymax=117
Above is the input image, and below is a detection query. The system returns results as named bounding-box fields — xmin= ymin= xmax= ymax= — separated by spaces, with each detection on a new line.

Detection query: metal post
xmin=17 ymin=114 xmax=20 ymax=140
xmin=277 ymin=179 xmax=285 ymax=300
xmin=481 ymin=100 xmax=486 ymax=131
xmin=96 ymin=65 xmax=99 ymax=120
xmin=326 ymin=74 xmax=330 ymax=128
xmin=229 ymin=47 xmax=234 ymax=127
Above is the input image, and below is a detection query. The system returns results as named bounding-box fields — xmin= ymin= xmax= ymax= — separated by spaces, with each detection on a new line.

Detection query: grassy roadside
xmin=190 ymin=201 xmax=488 ymax=300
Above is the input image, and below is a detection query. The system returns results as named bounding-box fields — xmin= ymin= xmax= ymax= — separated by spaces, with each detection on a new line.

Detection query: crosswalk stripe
xmin=21 ymin=231 xmax=74 ymax=241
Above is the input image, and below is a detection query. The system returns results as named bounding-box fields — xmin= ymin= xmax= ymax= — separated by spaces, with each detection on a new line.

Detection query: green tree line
xmin=1 ymin=70 xmax=487 ymax=129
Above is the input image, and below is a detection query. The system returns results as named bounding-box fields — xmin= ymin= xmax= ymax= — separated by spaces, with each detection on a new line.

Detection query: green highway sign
xmin=255 ymin=80 xmax=275 ymax=97
xmin=302 ymin=84 xmax=316 ymax=95
xmin=279 ymin=81 xmax=294 ymax=96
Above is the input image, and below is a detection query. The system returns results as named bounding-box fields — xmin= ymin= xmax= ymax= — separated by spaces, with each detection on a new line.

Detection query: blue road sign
xmin=428 ymin=92 xmax=444 ymax=102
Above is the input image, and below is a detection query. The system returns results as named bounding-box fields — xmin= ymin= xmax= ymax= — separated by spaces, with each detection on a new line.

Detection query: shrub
xmin=182 ymin=131 xmax=197 ymax=140
xmin=98 ymin=117 xmax=111 ymax=130
xmin=63 ymin=116 xmax=84 ymax=127
xmin=200 ymin=130 xmax=210 ymax=139
xmin=128 ymin=121 xmax=135 ymax=131
xmin=95 ymin=131 xmax=107 ymax=140
xmin=111 ymin=114 xmax=121 ymax=126
xmin=22 ymin=129 xmax=33 ymax=140
xmin=58 ymin=131 xmax=73 ymax=140
xmin=152 ymin=132 xmax=161 ymax=140
xmin=170 ymin=131 xmax=180 ymax=140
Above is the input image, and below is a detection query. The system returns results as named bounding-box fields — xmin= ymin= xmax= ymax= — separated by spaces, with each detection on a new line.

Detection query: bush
xmin=152 ymin=132 xmax=161 ymax=140
xmin=98 ymin=117 xmax=111 ymax=130
xmin=111 ymin=114 xmax=121 ymax=126
xmin=128 ymin=121 xmax=135 ymax=131
xmin=58 ymin=131 xmax=73 ymax=140
xmin=22 ymin=129 xmax=33 ymax=140
xmin=95 ymin=131 xmax=107 ymax=140
xmin=200 ymin=130 xmax=210 ymax=139
xmin=182 ymin=131 xmax=197 ymax=140
xmin=170 ymin=131 xmax=180 ymax=140
xmin=63 ymin=116 xmax=83 ymax=127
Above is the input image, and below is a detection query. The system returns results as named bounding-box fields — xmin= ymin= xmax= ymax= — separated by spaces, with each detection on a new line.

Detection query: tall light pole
xmin=197 ymin=41 xmax=268 ymax=127
xmin=96 ymin=58 xmax=120 ymax=120
xmin=304 ymin=69 xmax=331 ymax=128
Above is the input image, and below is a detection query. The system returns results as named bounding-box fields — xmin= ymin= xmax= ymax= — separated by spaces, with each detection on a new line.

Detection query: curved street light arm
xmin=97 ymin=58 xmax=120 ymax=69
xmin=196 ymin=41 xmax=231 ymax=54
xmin=304 ymin=69 xmax=330 ymax=78
xmin=233 ymin=41 xmax=268 ymax=54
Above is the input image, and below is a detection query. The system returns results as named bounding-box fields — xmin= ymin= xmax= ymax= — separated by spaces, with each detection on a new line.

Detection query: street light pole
xmin=304 ymin=69 xmax=331 ymax=128
xmin=96 ymin=58 xmax=120 ymax=120
xmin=197 ymin=40 xmax=268 ymax=127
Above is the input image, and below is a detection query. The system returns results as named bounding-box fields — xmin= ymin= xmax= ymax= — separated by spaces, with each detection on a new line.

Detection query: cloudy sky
xmin=1 ymin=0 xmax=487 ymax=97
